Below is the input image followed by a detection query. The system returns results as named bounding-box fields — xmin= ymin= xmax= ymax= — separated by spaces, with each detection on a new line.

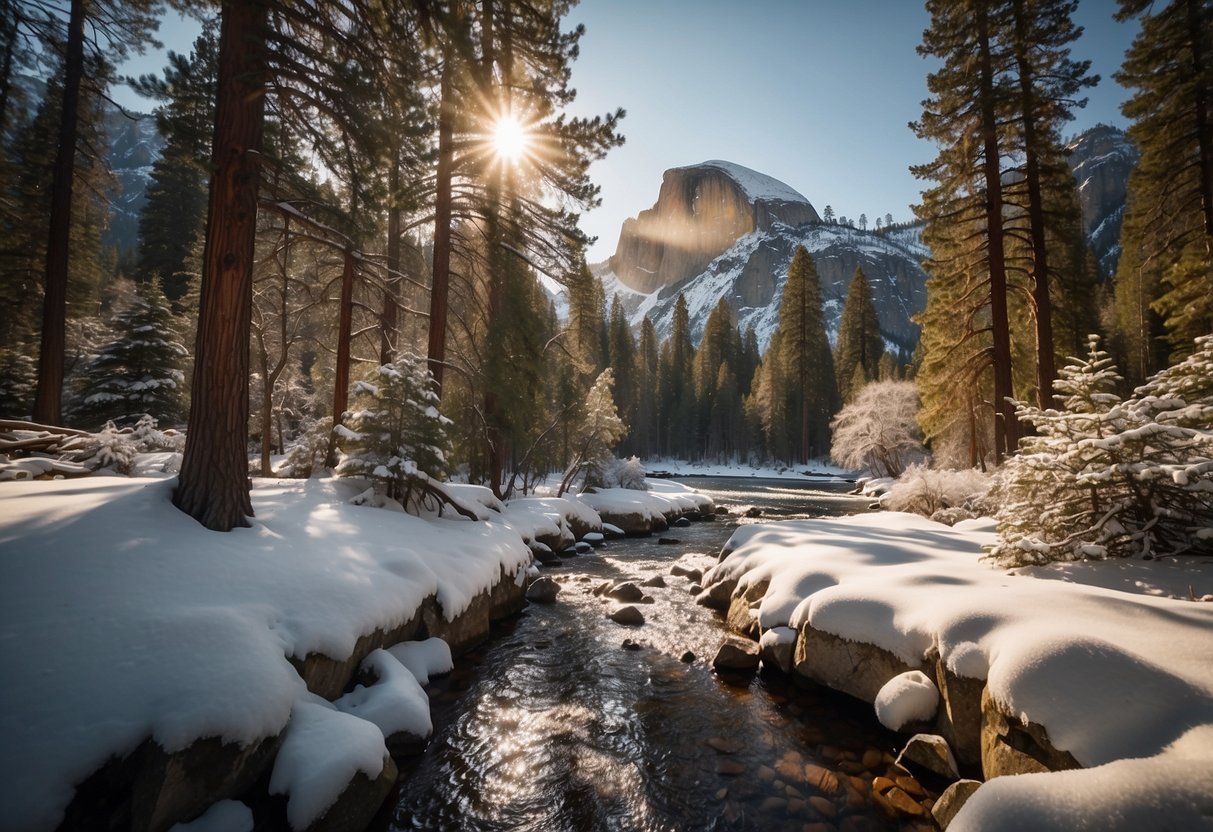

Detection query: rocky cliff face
xmin=1066 ymin=124 xmax=1137 ymax=278
xmin=608 ymin=160 xmax=819 ymax=294
xmin=598 ymin=161 xmax=926 ymax=356
xmin=103 ymin=110 xmax=164 ymax=255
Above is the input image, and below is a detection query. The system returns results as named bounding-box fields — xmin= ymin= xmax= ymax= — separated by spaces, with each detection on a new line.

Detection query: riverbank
xmin=0 ymin=473 xmax=711 ymax=832
xmin=701 ymin=511 xmax=1213 ymax=829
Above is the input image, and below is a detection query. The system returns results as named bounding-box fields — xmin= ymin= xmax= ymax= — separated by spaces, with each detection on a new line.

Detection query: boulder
xmin=980 ymin=687 xmax=1081 ymax=778
xmin=641 ymin=575 xmax=666 ymax=588
xmin=696 ymin=577 xmax=738 ymax=611
xmin=602 ymin=523 xmax=626 ymax=539
xmin=792 ymin=623 xmax=927 ymax=704
xmin=609 ymin=605 xmax=646 ymax=626
xmin=895 ymin=734 xmax=960 ymax=783
xmin=302 ymin=754 xmax=398 ymax=832
xmin=758 ymin=626 xmax=797 ymax=674
xmin=931 ymin=779 xmax=982 ymax=830
xmin=657 ymin=537 xmax=680 ymax=545
xmin=531 ymin=545 xmax=562 ymax=566
xmin=712 ymin=638 xmax=760 ymax=673
xmin=525 ymin=577 xmax=560 ymax=604
xmin=581 ymin=531 xmax=605 ymax=546
xmin=932 ymin=659 xmax=985 ymax=768
xmin=534 ymin=526 xmax=574 ymax=555
xmin=725 ymin=580 xmax=767 ymax=640
xmin=673 ymin=517 xmax=691 ymax=528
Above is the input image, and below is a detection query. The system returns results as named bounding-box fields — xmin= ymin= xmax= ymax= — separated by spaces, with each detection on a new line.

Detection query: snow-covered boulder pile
xmin=702 ymin=511 xmax=1213 ymax=829
xmin=0 ymin=475 xmax=531 ymax=832
xmin=579 ymin=479 xmax=714 ymax=534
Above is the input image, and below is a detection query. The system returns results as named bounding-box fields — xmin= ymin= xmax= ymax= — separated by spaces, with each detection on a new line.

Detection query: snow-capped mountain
xmin=596 ymin=160 xmax=928 ymax=355
xmin=1065 ymin=124 xmax=1137 ymax=279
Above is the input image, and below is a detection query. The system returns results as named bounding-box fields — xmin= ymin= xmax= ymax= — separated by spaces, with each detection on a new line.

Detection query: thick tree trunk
xmin=1013 ymin=0 xmax=1056 ymax=408
xmin=427 ymin=61 xmax=455 ymax=395
xmin=32 ymin=0 xmax=84 ymax=426
xmin=173 ymin=2 xmax=266 ymax=531
xmin=977 ymin=0 xmax=1018 ymax=462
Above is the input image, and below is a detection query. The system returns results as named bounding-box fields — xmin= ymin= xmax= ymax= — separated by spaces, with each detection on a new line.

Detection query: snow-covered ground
xmin=638 ymin=457 xmax=853 ymax=481
xmin=705 ymin=511 xmax=1213 ymax=829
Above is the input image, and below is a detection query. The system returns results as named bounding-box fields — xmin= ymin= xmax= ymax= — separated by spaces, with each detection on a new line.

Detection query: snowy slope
xmin=691 ymin=160 xmax=811 ymax=205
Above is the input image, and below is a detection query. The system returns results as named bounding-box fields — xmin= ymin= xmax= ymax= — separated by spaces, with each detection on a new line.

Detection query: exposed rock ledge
xmin=57 ymin=567 xmax=527 ymax=832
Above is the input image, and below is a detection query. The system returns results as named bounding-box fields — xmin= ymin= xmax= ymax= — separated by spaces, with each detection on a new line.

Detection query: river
xmin=378 ymin=477 xmax=930 ymax=832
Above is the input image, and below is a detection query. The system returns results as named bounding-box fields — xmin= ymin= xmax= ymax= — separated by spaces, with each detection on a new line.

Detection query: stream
xmin=378 ymin=478 xmax=933 ymax=832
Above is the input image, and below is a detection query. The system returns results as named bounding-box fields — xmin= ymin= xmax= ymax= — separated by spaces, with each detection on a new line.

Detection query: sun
xmin=492 ymin=114 xmax=529 ymax=163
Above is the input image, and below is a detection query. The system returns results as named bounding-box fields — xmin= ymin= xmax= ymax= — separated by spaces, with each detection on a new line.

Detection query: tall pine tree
xmin=834 ymin=266 xmax=883 ymax=403
xmin=776 ymin=245 xmax=838 ymax=463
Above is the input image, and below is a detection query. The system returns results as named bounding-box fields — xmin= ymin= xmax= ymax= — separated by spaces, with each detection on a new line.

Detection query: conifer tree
xmin=834 ymin=266 xmax=883 ymax=403
xmin=335 ymin=355 xmax=454 ymax=513
xmin=607 ymin=295 xmax=636 ymax=435
xmin=633 ymin=316 xmax=660 ymax=458
xmin=657 ymin=293 xmax=696 ymax=458
xmin=67 ymin=278 xmax=188 ymax=429
xmin=1113 ymin=0 xmax=1213 ymax=376
xmin=557 ymin=367 xmax=626 ymax=495
xmin=777 ymin=245 xmax=838 ymax=463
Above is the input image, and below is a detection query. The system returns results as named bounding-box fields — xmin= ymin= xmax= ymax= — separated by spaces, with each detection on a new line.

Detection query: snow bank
xmin=0 ymin=475 xmax=531 ymax=831
xmin=168 ymin=800 xmax=253 ymax=832
xmin=706 ymin=511 xmax=1213 ymax=819
xmin=334 ymin=649 xmax=432 ymax=743
xmin=269 ymin=695 xmax=388 ymax=830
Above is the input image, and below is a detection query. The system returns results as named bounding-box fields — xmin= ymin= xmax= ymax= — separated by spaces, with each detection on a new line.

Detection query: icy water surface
xmin=380 ymin=478 xmax=936 ymax=832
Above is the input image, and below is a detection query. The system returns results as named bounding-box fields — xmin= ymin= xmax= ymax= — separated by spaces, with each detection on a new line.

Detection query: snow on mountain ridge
xmin=686 ymin=160 xmax=811 ymax=206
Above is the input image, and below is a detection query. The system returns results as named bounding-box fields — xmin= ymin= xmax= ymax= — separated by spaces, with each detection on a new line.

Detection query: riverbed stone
xmin=980 ymin=687 xmax=1081 ymax=778
xmin=669 ymin=564 xmax=703 ymax=582
xmin=680 ymin=650 xmax=696 ymax=663
xmin=697 ymin=576 xmax=738 ymax=611
xmin=896 ymin=734 xmax=960 ymax=782
xmin=712 ymin=638 xmax=760 ymax=673
xmin=707 ymin=736 xmax=745 ymax=754
xmin=931 ymin=779 xmax=981 ymax=829
xmin=657 ymin=537 xmax=680 ymax=545
xmin=609 ymin=605 xmax=645 ymax=626
xmin=687 ymin=583 xmax=703 ymax=595
xmin=607 ymin=581 xmax=645 ymax=602
xmin=641 ymin=575 xmax=666 ymax=588
xmin=804 ymin=763 xmax=843 ymax=797
xmin=525 ymin=576 xmax=559 ymax=604
xmin=882 ymin=786 xmax=925 ymax=817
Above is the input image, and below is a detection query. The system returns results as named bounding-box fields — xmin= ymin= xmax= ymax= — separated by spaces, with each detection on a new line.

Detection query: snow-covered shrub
xmin=830 ymin=380 xmax=926 ymax=477
xmin=882 ymin=463 xmax=992 ymax=521
xmin=87 ymin=423 xmax=139 ymax=474
xmin=988 ymin=335 xmax=1213 ymax=566
xmin=128 ymin=414 xmax=185 ymax=452
xmin=586 ymin=455 xmax=648 ymax=491
xmin=335 ymin=356 xmax=452 ymax=512
xmin=279 ymin=417 xmax=333 ymax=478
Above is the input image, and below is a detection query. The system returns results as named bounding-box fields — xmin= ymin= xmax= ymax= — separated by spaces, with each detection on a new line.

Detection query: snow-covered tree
xmin=558 ymin=368 xmax=627 ymax=496
xmin=988 ymin=335 xmax=1213 ymax=566
xmin=830 ymin=380 xmax=925 ymax=477
xmin=67 ymin=279 xmax=188 ymax=430
xmin=335 ymin=355 xmax=453 ymax=513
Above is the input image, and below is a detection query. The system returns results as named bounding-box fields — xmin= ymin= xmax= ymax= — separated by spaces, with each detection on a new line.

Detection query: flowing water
xmin=380 ymin=478 xmax=935 ymax=832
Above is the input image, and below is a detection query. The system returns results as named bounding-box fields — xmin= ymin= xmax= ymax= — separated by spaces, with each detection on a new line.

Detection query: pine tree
xmin=557 ymin=367 xmax=626 ymax=495
xmin=989 ymin=334 xmax=1213 ymax=565
xmin=335 ymin=355 xmax=454 ymax=513
xmin=658 ymin=294 xmax=696 ymax=459
xmin=632 ymin=316 xmax=660 ymax=458
xmin=777 ymin=245 xmax=838 ymax=463
xmin=132 ymin=30 xmax=218 ymax=303
xmin=607 ymin=295 xmax=637 ymax=439
xmin=67 ymin=278 xmax=187 ymax=429
xmin=913 ymin=0 xmax=1019 ymax=461
xmin=1113 ymin=0 xmax=1213 ymax=376
xmin=834 ymin=266 xmax=883 ymax=402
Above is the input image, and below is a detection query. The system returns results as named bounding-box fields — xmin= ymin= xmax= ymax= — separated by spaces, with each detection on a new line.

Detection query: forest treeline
xmin=1 ymin=0 xmax=1210 ymax=532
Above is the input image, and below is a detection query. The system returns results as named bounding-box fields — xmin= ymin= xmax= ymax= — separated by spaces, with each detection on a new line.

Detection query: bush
xmin=882 ymin=463 xmax=992 ymax=521
xmin=830 ymin=380 xmax=926 ymax=477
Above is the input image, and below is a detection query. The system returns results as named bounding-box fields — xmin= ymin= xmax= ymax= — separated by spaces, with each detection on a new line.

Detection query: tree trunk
xmin=427 ymin=60 xmax=455 ymax=395
xmin=1012 ymin=0 xmax=1056 ymax=408
xmin=1186 ymin=0 xmax=1213 ymax=244
xmin=32 ymin=0 xmax=84 ymax=426
xmin=332 ymin=248 xmax=355 ymax=425
xmin=380 ymin=158 xmax=401 ymax=366
xmin=173 ymin=1 xmax=267 ymax=531
xmin=977 ymin=0 xmax=1018 ymax=462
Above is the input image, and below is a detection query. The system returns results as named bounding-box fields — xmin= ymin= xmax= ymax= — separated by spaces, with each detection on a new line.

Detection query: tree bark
xmin=1185 ymin=0 xmax=1213 ymax=244
xmin=32 ymin=0 xmax=85 ymax=426
xmin=427 ymin=59 xmax=455 ymax=395
xmin=332 ymin=248 xmax=355 ymax=425
xmin=1012 ymin=0 xmax=1056 ymax=408
xmin=173 ymin=1 xmax=267 ymax=531
xmin=380 ymin=158 xmax=401 ymax=366
xmin=977 ymin=0 xmax=1018 ymax=462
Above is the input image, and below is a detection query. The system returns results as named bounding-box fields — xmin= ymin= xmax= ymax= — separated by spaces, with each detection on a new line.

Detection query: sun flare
xmin=492 ymin=114 xmax=528 ymax=162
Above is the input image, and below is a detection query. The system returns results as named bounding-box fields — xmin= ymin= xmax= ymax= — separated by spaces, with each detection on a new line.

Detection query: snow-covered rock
xmin=875 ymin=671 xmax=940 ymax=731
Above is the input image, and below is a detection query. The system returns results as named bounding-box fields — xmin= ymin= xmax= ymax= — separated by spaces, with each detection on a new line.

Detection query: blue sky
xmin=116 ymin=1 xmax=1139 ymax=263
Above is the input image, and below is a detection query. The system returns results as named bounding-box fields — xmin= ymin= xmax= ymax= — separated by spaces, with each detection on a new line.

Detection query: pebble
xmin=715 ymin=787 xmax=729 ymax=799
xmin=608 ymin=605 xmax=645 ymax=626
xmin=883 ymin=786 xmax=926 ymax=817
xmin=680 ymin=650 xmax=696 ymax=663
xmin=707 ymin=736 xmax=745 ymax=754
xmin=895 ymin=775 xmax=926 ymax=797
xmin=757 ymin=764 xmax=777 ymax=782
xmin=804 ymin=764 xmax=843 ymax=796
xmin=717 ymin=759 xmax=745 ymax=776
xmin=808 ymin=795 xmax=837 ymax=819
xmin=861 ymin=749 xmax=883 ymax=770
xmin=759 ymin=796 xmax=788 ymax=813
